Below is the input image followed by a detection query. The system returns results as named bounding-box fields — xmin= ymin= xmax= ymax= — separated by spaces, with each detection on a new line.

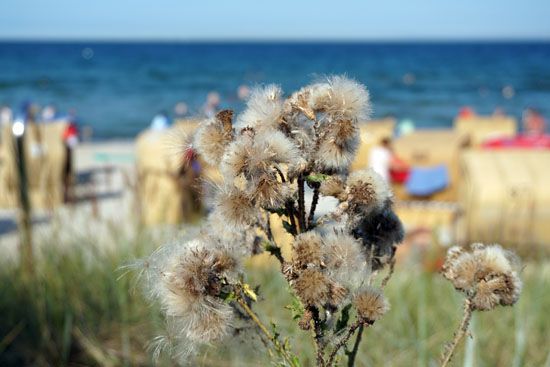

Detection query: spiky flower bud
xmin=354 ymin=286 xmax=389 ymax=322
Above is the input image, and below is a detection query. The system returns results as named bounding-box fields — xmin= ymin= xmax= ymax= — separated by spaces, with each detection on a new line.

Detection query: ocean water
xmin=0 ymin=41 xmax=549 ymax=139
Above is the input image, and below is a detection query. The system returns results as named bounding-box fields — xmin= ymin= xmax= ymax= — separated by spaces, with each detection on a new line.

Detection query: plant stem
xmin=309 ymin=306 xmax=326 ymax=367
xmin=274 ymin=166 xmax=286 ymax=183
xmin=236 ymin=297 xmax=297 ymax=367
xmin=441 ymin=297 xmax=474 ymax=367
xmin=326 ymin=319 xmax=366 ymax=367
xmin=307 ymin=184 xmax=320 ymax=229
xmin=285 ymin=200 xmax=298 ymax=235
xmin=297 ymin=174 xmax=306 ymax=232
xmin=347 ymin=324 xmax=364 ymax=367
xmin=380 ymin=256 xmax=396 ymax=290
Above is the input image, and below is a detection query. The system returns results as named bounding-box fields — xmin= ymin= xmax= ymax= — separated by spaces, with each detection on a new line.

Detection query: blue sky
xmin=1 ymin=0 xmax=549 ymax=40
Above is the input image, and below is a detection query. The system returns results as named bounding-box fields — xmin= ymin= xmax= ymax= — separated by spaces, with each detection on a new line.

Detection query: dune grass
xmin=1 ymin=234 xmax=549 ymax=367
xmin=0 ymin=232 xmax=168 ymax=367
xmin=211 ymin=259 xmax=550 ymax=367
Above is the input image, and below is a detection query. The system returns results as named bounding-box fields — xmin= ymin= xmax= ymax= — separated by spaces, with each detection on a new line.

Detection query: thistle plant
xmin=139 ymin=76 xmax=521 ymax=367
xmin=439 ymin=243 xmax=522 ymax=367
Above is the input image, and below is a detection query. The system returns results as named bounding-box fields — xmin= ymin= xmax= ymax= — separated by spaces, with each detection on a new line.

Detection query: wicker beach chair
xmin=457 ymin=150 xmax=550 ymax=252
xmin=0 ymin=122 xmax=67 ymax=209
xmin=454 ymin=115 xmax=517 ymax=147
xmin=135 ymin=124 xmax=203 ymax=226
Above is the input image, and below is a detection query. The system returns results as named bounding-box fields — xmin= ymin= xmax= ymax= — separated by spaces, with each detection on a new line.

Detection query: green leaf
xmin=305 ymin=173 xmax=329 ymax=184
xmin=285 ymin=294 xmax=305 ymax=320
xmin=221 ymin=291 xmax=236 ymax=303
xmin=335 ymin=304 xmax=352 ymax=333
xmin=291 ymin=355 xmax=302 ymax=367
xmin=270 ymin=322 xmax=280 ymax=341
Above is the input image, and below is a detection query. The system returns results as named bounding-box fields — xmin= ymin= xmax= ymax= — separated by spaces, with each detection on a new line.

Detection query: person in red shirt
xmin=523 ymin=107 xmax=546 ymax=135
xmin=62 ymin=119 xmax=79 ymax=203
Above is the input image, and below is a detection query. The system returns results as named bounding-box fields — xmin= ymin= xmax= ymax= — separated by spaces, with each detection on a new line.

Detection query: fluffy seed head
xmin=254 ymin=129 xmax=304 ymax=169
xmin=236 ymin=84 xmax=283 ymax=131
xmin=442 ymin=244 xmax=522 ymax=310
xmin=292 ymin=231 xmax=324 ymax=269
xmin=247 ymin=172 xmax=290 ymax=208
xmin=163 ymin=241 xmax=237 ymax=307
xmin=153 ymin=239 xmax=240 ymax=347
xmin=351 ymin=203 xmax=404 ymax=270
xmin=346 ymin=168 xmax=391 ymax=212
xmin=214 ymin=185 xmax=258 ymax=229
xmin=293 ymin=269 xmax=332 ymax=306
xmin=322 ymin=231 xmax=370 ymax=291
xmin=314 ymin=76 xmax=371 ymax=121
xmin=221 ymin=129 xmax=303 ymax=182
xmin=354 ymin=286 xmax=389 ymax=322
xmin=221 ymin=133 xmax=255 ymax=179
xmin=319 ymin=175 xmax=347 ymax=200
xmin=194 ymin=110 xmax=234 ymax=167
xmin=315 ymin=135 xmax=358 ymax=172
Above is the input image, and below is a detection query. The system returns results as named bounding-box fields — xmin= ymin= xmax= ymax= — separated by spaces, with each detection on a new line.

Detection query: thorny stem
xmin=297 ymin=174 xmax=307 ymax=233
xmin=285 ymin=200 xmax=298 ymax=235
xmin=346 ymin=325 xmax=364 ymax=367
xmin=236 ymin=296 xmax=298 ymax=367
xmin=326 ymin=319 xmax=368 ymax=367
xmin=440 ymin=297 xmax=474 ymax=367
xmin=329 ymin=258 xmax=396 ymax=367
xmin=307 ymin=184 xmax=320 ymax=230
xmin=259 ymin=212 xmax=286 ymax=267
xmin=308 ymin=306 xmax=326 ymax=367
xmin=380 ymin=255 xmax=396 ymax=290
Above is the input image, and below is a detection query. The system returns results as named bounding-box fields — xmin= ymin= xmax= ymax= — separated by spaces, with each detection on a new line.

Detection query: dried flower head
xmin=294 ymin=269 xmax=332 ymax=306
xmin=322 ymin=231 xmax=370 ymax=291
xmin=214 ymin=185 xmax=258 ymax=229
xmin=346 ymin=168 xmax=390 ymax=212
xmin=315 ymin=131 xmax=359 ymax=173
xmin=148 ymin=239 xmax=241 ymax=354
xmin=292 ymin=231 xmax=324 ymax=270
xmin=247 ymin=172 xmax=291 ymax=208
xmin=318 ymin=76 xmax=371 ymax=121
xmin=221 ymin=129 xmax=302 ymax=181
xmin=220 ymin=133 xmax=256 ymax=178
xmin=319 ymin=175 xmax=347 ymax=200
xmin=292 ymin=268 xmax=348 ymax=308
xmin=236 ymin=84 xmax=283 ymax=131
xmin=442 ymin=244 xmax=522 ymax=311
xmin=194 ymin=110 xmax=234 ymax=166
xmin=354 ymin=286 xmax=389 ymax=322
xmin=351 ymin=202 xmax=404 ymax=270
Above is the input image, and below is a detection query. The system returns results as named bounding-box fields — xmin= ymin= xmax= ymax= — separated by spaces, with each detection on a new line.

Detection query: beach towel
xmin=405 ymin=165 xmax=449 ymax=197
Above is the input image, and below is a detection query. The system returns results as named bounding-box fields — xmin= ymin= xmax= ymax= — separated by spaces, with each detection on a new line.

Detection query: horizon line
xmin=1 ymin=36 xmax=549 ymax=43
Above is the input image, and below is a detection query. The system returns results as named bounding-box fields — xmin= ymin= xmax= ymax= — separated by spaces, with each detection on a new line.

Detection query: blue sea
xmin=1 ymin=41 xmax=549 ymax=139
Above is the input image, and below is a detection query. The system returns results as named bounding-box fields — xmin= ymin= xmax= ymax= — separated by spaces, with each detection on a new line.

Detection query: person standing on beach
xmin=522 ymin=107 xmax=546 ymax=135
xmin=0 ymin=105 xmax=12 ymax=126
xmin=174 ymin=102 xmax=188 ymax=119
xmin=150 ymin=111 xmax=170 ymax=131
xmin=62 ymin=115 xmax=79 ymax=203
xmin=369 ymin=137 xmax=409 ymax=184
xmin=203 ymin=92 xmax=221 ymax=118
